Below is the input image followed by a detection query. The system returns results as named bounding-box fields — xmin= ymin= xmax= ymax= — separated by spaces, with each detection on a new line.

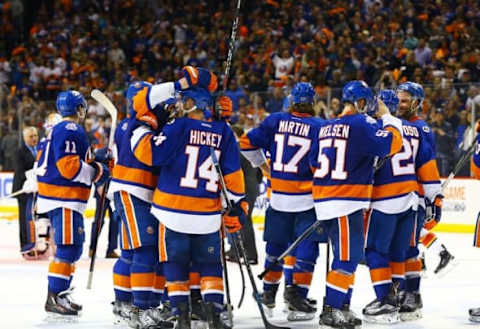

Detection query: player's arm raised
xmin=239 ymin=115 xmax=273 ymax=174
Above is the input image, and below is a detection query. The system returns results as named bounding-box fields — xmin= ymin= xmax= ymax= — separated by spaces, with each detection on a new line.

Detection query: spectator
xmin=272 ymin=50 xmax=295 ymax=80
xmin=414 ymin=38 xmax=432 ymax=67
xmin=265 ymin=87 xmax=284 ymax=113
xmin=0 ymin=128 xmax=19 ymax=170
xmin=431 ymin=109 xmax=455 ymax=176
xmin=12 ymin=126 xmax=38 ymax=255
xmin=225 ymin=79 xmax=248 ymax=113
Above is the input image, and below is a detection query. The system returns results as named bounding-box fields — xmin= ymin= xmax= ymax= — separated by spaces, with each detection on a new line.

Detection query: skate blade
xmin=434 ymin=258 xmax=459 ymax=278
xmin=400 ymin=309 xmax=422 ymax=321
xmin=192 ymin=320 xmax=207 ymax=329
xmin=363 ymin=313 xmax=400 ymax=324
xmin=287 ymin=310 xmax=315 ymax=321
xmin=113 ymin=313 xmax=129 ymax=325
xmin=44 ymin=312 xmax=79 ymax=323
xmin=470 ymin=315 xmax=480 ymax=323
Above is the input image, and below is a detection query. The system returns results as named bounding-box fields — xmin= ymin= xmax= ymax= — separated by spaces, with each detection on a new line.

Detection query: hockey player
xmin=110 ymin=67 xmax=218 ymax=329
xmin=310 ymin=81 xmax=403 ymax=329
xmin=393 ymin=82 xmax=444 ymax=320
xmin=240 ymin=82 xmax=324 ymax=321
xmin=469 ymin=127 xmax=480 ymax=322
xmin=36 ymin=90 xmax=110 ymax=319
xmin=137 ymin=86 xmax=246 ymax=329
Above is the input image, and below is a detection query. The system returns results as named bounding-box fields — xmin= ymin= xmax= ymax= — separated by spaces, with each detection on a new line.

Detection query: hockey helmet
xmin=291 ymin=82 xmax=315 ymax=104
xmin=56 ymin=90 xmax=87 ymax=118
xmin=378 ymin=89 xmax=399 ymax=114
xmin=341 ymin=80 xmax=376 ymax=115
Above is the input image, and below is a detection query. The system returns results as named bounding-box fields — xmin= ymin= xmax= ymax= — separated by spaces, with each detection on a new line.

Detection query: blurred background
xmin=0 ymin=0 xmax=478 ymax=176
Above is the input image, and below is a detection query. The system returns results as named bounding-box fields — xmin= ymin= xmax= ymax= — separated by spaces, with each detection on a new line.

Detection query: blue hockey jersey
xmin=310 ymin=112 xmax=403 ymax=220
xmin=36 ymin=120 xmax=94 ymax=213
xmin=135 ymin=117 xmax=245 ymax=234
xmin=239 ymin=112 xmax=324 ymax=212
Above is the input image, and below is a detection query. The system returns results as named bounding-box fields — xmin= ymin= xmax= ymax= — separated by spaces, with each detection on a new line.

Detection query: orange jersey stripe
xmin=417 ymin=159 xmax=440 ymax=182
xmin=121 ymin=191 xmax=141 ymax=248
xmin=113 ymin=164 xmax=157 ymax=188
xmin=370 ymin=268 xmax=391 ymax=283
xmin=385 ymin=126 xmax=402 ymax=155
xmin=224 ymin=169 xmax=245 ymax=195
xmin=153 ymin=190 xmax=221 ymax=213
xmin=270 ymin=177 xmax=312 ymax=194
xmin=189 ymin=272 xmax=201 ymax=286
xmin=327 ymin=270 xmax=351 ymax=290
xmin=133 ymin=134 xmax=153 ymax=166
xmin=38 ymin=182 xmax=90 ymax=201
xmin=121 ymin=222 xmax=131 ymax=250
xmin=131 ymin=272 xmax=155 ymax=287
xmin=239 ymin=133 xmax=257 ymax=150
xmin=389 ymin=261 xmax=405 ymax=276
xmin=113 ymin=273 xmax=131 ymax=289
xmin=339 ymin=216 xmax=349 ymax=261
xmin=56 ymin=155 xmax=81 ymax=179
xmin=313 ymin=184 xmax=373 ymax=200
xmin=372 ymin=180 xmax=418 ymax=199
xmin=472 ymin=158 xmax=480 ymax=179
xmin=201 ymin=276 xmax=224 ymax=291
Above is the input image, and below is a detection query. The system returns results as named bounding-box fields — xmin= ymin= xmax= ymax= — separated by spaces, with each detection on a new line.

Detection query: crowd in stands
xmin=0 ymin=0 xmax=479 ymax=176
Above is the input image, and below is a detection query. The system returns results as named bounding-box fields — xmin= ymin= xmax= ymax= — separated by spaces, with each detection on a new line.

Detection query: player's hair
xmin=289 ymin=103 xmax=315 ymax=116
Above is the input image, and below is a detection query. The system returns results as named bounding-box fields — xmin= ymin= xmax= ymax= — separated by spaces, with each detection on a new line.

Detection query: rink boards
xmin=0 ymin=172 xmax=478 ymax=233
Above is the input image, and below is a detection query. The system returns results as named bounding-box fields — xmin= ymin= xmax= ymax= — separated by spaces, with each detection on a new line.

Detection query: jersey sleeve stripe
xmin=133 ymin=134 xmax=153 ymax=166
xmin=472 ymin=158 xmax=480 ymax=179
xmin=239 ymin=134 xmax=258 ymax=150
xmin=224 ymin=169 xmax=245 ymax=196
xmin=313 ymin=184 xmax=373 ymax=200
xmin=132 ymin=86 xmax=152 ymax=117
xmin=371 ymin=180 xmax=418 ymax=200
xmin=112 ymin=165 xmax=157 ymax=188
xmin=417 ymin=159 xmax=440 ymax=182
xmin=153 ymin=190 xmax=221 ymax=213
xmin=56 ymin=155 xmax=81 ymax=179
xmin=384 ymin=126 xmax=403 ymax=155
xmin=38 ymin=182 xmax=91 ymax=201
xmin=271 ymin=177 xmax=313 ymax=194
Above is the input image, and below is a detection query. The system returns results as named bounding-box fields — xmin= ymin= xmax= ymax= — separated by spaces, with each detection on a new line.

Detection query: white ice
xmin=0 ymin=219 xmax=479 ymax=329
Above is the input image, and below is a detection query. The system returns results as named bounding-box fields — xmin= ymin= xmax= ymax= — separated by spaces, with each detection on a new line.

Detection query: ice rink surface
xmin=1 ymin=219 xmax=479 ymax=329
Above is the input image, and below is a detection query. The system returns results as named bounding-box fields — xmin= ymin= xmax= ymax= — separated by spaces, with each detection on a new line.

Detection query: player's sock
xmin=131 ymin=246 xmax=156 ymax=310
xmin=420 ymin=231 xmax=437 ymax=249
xmin=69 ymin=264 xmax=75 ymax=286
xmin=200 ymin=263 xmax=224 ymax=313
xmin=113 ymin=250 xmax=133 ymax=302
xmin=427 ymin=235 xmax=444 ymax=255
xmin=152 ymin=262 xmax=165 ymax=308
xmin=344 ymin=274 xmax=355 ymax=306
xmin=405 ymin=257 xmax=422 ymax=292
xmin=390 ymin=261 xmax=406 ymax=291
xmin=283 ymin=255 xmax=296 ymax=287
xmin=366 ymin=249 xmax=392 ymax=301
xmin=292 ymin=259 xmax=314 ymax=298
xmin=165 ymin=262 xmax=189 ymax=315
xmin=263 ymin=242 xmax=286 ymax=292
xmin=325 ymin=268 xmax=355 ymax=309
xmin=48 ymin=259 xmax=73 ymax=293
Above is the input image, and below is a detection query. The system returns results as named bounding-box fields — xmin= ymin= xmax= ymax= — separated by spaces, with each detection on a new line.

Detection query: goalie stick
xmin=87 ymin=89 xmax=118 ymax=289
xmin=210 ymin=148 xmax=290 ymax=329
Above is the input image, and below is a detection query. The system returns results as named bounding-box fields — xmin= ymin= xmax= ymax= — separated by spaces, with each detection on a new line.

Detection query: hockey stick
xmin=221 ymin=0 xmax=242 ymax=91
xmin=258 ymin=220 xmax=323 ymax=280
xmin=0 ymin=189 xmax=26 ymax=200
xmin=220 ymin=223 xmax=234 ymax=328
xmin=441 ymin=141 xmax=476 ymax=191
xmin=87 ymin=89 xmax=118 ymax=289
xmin=210 ymin=148 xmax=290 ymax=329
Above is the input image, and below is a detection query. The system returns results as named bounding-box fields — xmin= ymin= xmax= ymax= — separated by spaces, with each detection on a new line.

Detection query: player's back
xmin=371 ymin=119 xmax=419 ymax=214
xmin=151 ymin=117 xmax=244 ymax=234
xmin=311 ymin=113 xmax=401 ymax=220
xmin=36 ymin=120 xmax=92 ymax=213
xmin=110 ymin=118 xmax=159 ymax=203
xmin=241 ymin=111 xmax=323 ymax=212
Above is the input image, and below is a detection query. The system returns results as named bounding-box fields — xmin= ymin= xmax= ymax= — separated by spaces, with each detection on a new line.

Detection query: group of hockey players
xmin=23 ymin=63 xmax=476 ymax=329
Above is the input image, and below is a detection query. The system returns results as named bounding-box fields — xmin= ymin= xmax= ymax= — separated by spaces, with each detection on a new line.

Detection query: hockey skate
xmin=191 ymin=289 xmax=207 ymax=329
xmin=261 ymin=289 xmax=277 ymax=318
xmin=319 ymin=305 xmax=355 ymax=329
xmin=399 ymin=291 xmax=422 ymax=321
xmin=434 ymin=245 xmax=458 ymax=277
xmin=59 ymin=287 xmax=82 ymax=313
xmin=112 ymin=300 xmax=132 ymax=325
xmin=469 ymin=307 xmax=480 ymax=322
xmin=158 ymin=301 xmax=174 ymax=321
xmin=362 ymin=285 xmax=400 ymax=324
xmin=203 ymin=302 xmax=232 ymax=329
xmin=283 ymin=285 xmax=316 ymax=321
xmin=44 ymin=291 xmax=79 ymax=322
xmin=129 ymin=306 xmax=174 ymax=329
xmin=341 ymin=304 xmax=362 ymax=327
xmin=175 ymin=302 xmax=192 ymax=329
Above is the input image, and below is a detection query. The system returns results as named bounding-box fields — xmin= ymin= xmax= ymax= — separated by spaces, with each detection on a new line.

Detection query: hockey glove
xmin=223 ymin=199 xmax=248 ymax=233
xmin=215 ymin=95 xmax=233 ymax=120
xmin=91 ymin=161 xmax=110 ymax=187
xmin=181 ymin=66 xmax=218 ymax=92
xmin=424 ymin=195 xmax=443 ymax=230
xmin=94 ymin=147 xmax=114 ymax=172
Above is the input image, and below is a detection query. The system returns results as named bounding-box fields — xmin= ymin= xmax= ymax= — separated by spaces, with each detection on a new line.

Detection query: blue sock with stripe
xmin=199 ymin=262 xmax=224 ymax=312
xmin=164 ymin=262 xmax=190 ymax=315
xmin=113 ymin=250 xmax=133 ymax=302
xmin=263 ymin=242 xmax=287 ymax=293
xmin=131 ymin=246 xmax=156 ymax=309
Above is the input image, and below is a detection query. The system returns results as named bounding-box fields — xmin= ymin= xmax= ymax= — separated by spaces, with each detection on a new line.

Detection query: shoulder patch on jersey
xmin=167 ymin=118 xmax=175 ymax=125
xmin=121 ymin=122 xmax=128 ymax=130
xmin=65 ymin=123 xmax=78 ymax=131
xmin=422 ymin=126 xmax=430 ymax=133
xmin=365 ymin=115 xmax=377 ymax=124
xmin=201 ymin=122 xmax=212 ymax=128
